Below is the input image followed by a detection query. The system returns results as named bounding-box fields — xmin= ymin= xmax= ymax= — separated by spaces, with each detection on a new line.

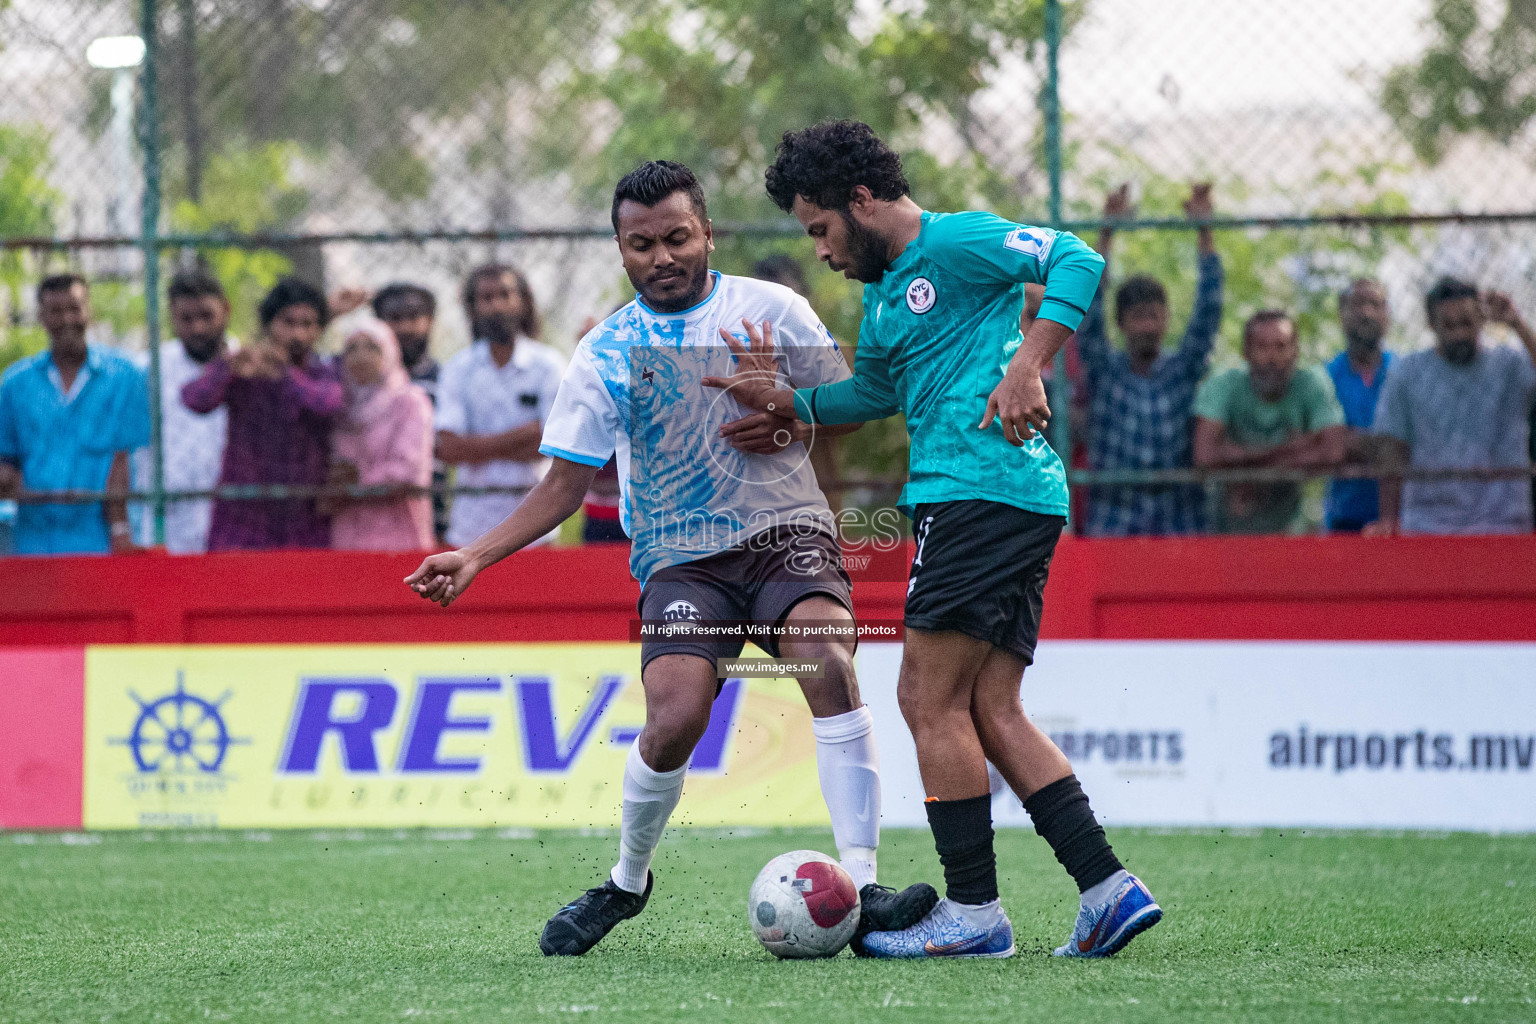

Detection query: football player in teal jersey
xmin=704 ymin=121 xmax=1161 ymax=959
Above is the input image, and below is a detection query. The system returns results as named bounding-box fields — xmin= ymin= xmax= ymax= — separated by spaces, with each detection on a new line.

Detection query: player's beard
xmin=180 ymin=331 xmax=226 ymax=364
xmin=1440 ymin=339 xmax=1476 ymax=365
xmin=1250 ymin=365 xmax=1293 ymax=400
xmin=837 ymin=211 xmax=892 ymax=284
xmin=474 ymin=311 xmax=522 ymax=347
xmin=637 ymin=261 xmax=712 ymax=313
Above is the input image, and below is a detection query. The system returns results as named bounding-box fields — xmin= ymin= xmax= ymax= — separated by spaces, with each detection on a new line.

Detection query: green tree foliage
xmin=166 ymin=142 xmax=305 ymax=340
xmin=151 ymin=0 xmax=612 ymax=207
xmin=0 ymin=123 xmax=62 ymax=371
xmin=1383 ymin=0 xmax=1536 ymax=163
xmin=536 ymin=0 xmax=1080 ymax=489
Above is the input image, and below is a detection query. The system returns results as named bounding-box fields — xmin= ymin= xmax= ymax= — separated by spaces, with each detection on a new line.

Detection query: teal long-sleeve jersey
xmin=792 ymin=210 xmax=1104 ymax=518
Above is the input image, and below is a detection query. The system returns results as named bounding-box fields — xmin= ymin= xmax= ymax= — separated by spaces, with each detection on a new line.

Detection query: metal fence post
xmin=139 ymin=0 xmax=165 ymax=546
xmin=1043 ymin=0 xmax=1072 ymax=530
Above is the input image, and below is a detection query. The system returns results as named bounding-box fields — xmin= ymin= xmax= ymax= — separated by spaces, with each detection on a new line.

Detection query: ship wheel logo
xmin=111 ymin=672 xmax=250 ymax=774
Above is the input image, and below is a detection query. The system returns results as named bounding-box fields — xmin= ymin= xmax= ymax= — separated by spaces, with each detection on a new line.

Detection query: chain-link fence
xmin=2 ymin=0 xmax=1534 ymax=546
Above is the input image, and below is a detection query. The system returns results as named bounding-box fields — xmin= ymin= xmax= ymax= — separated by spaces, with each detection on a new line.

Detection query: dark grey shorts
xmin=638 ymin=525 xmax=854 ymax=672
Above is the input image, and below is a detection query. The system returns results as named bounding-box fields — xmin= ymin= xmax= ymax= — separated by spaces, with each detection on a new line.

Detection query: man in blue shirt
xmin=0 ymin=274 xmax=149 ymax=555
xmin=1325 ymin=278 xmax=1393 ymax=532
xmin=709 ymin=121 xmax=1160 ymax=960
xmin=1077 ymin=183 xmax=1223 ymax=536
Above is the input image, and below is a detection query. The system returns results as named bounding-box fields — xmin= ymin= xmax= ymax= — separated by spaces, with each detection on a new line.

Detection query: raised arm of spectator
xmin=1484 ymin=292 xmax=1536 ymax=365
xmin=1177 ymin=184 xmax=1223 ymax=374
xmin=282 ymin=360 xmax=345 ymax=418
xmin=181 ymin=353 xmax=234 ymax=413
xmin=1096 ymin=183 xmax=1132 ymax=260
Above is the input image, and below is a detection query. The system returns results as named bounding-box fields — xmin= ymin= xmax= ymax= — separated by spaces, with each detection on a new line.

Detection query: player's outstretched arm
xmin=404 ymin=456 xmax=598 ymax=608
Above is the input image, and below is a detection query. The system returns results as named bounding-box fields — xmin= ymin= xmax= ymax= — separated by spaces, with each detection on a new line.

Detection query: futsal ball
xmin=747 ymin=850 xmax=861 ymax=959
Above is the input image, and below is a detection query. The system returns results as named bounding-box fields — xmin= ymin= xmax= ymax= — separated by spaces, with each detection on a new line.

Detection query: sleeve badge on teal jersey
xmin=905 ymin=276 xmax=937 ymax=314
xmin=1004 ymin=226 xmax=1055 ymax=263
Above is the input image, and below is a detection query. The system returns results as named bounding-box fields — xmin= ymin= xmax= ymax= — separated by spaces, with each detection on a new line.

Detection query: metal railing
xmin=3 ymin=0 xmax=1535 ymax=548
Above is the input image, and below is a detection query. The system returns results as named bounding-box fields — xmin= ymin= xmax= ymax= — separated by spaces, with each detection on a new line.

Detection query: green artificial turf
xmin=1 ymin=827 xmax=1532 ymax=1022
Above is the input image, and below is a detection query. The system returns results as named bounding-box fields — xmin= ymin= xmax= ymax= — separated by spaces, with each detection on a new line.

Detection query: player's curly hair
xmin=765 ymin=120 xmax=910 ymax=214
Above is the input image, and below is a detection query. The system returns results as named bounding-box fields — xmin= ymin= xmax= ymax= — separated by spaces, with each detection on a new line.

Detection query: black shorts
xmin=904 ymin=500 xmax=1065 ymax=664
xmin=638 ymin=525 xmax=854 ymax=672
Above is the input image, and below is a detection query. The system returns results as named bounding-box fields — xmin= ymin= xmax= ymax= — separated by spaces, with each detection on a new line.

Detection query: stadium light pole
xmin=86 ymin=35 xmax=144 ymax=256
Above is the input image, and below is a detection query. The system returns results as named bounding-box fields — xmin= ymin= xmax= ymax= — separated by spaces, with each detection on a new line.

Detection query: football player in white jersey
xmin=406 ymin=160 xmax=935 ymax=956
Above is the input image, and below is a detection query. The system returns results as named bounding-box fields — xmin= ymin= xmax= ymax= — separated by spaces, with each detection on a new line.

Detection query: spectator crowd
xmin=0 ymin=264 xmax=569 ymax=556
xmin=1 ymin=197 xmax=1534 ymax=556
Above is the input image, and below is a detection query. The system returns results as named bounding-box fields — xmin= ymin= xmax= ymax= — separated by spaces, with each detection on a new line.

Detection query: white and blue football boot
xmin=860 ymin=898 xmax=1016 ymax=959
xmin=1053 ymin=872 xmax=1161 ymax=958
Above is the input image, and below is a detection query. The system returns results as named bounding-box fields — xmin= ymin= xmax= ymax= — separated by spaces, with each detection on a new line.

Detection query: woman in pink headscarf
xmin=325 ymin=316 xmax=435 ymax=550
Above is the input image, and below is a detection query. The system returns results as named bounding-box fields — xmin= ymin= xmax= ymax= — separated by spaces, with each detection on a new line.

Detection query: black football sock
xmin=1022 ymin=774 xmax=1124 ymax=894
xmin=924 ymin=794 xmax=998 ymax=906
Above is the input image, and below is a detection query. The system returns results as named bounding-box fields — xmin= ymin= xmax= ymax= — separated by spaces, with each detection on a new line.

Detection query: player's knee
xmin=643 ymin=693 xmax=714 ymax=761
xmin=786 ymin=640 xmax=858 ymax=713
xmin=897 ymin=675 xmax=958 ymax=735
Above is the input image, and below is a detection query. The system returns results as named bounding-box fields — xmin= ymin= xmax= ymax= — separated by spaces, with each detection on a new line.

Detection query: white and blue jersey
xmin=539 ymin=272 xmax=851 ymax=584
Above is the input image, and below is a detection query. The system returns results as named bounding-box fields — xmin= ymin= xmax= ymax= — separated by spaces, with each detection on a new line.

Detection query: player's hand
xmin=981 ymin=365 xmax=1050 ymax=447
xmin=405 ymin=550 xmax=480 ymax=608
xmin=702 ymin=319 xmax=784 ymax=413
xmin=720 ymin=411 xmax=808 ymax=454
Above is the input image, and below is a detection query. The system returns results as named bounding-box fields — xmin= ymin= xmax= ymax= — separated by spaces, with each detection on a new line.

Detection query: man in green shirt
xmin=1193 ymin=309 xmax=1346 ymax=533
xmin=704 ymin=120 xmax=1161 ymax=960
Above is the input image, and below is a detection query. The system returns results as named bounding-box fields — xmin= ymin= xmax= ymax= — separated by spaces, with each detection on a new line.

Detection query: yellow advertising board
xmin=82 ymin=644 xmax=826 ymax=830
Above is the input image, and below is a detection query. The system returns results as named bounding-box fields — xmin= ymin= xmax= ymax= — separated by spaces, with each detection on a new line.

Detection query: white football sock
xmin=610 ymin=742 xmax=688 ymax=895
xmin=943 ymin=896 xmax=1003 ymax=928
xmin=1080 ymin=868 xmax=1130 ymax=909
xmin=811 ymin=706 xmax=881 ymax=889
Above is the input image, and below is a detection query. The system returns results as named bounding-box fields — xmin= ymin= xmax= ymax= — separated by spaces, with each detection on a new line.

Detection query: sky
xmin=1060 ymin=0 xmax=1432 ymax=118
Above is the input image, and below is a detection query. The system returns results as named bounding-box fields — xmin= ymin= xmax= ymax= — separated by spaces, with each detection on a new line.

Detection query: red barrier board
xmin=0 ymin=534 xmax=1532 ymax=646
xmin=1 ymin=535 xmax=1533 ymax=831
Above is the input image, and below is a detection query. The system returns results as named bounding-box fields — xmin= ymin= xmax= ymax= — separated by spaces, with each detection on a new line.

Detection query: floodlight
xmin=86 ymin=35 xmax=145 ymax=69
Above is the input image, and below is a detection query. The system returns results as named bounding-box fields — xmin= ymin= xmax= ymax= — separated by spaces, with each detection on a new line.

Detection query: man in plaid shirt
xmin=1076 ymin=184 xmax=1224 ymax=536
